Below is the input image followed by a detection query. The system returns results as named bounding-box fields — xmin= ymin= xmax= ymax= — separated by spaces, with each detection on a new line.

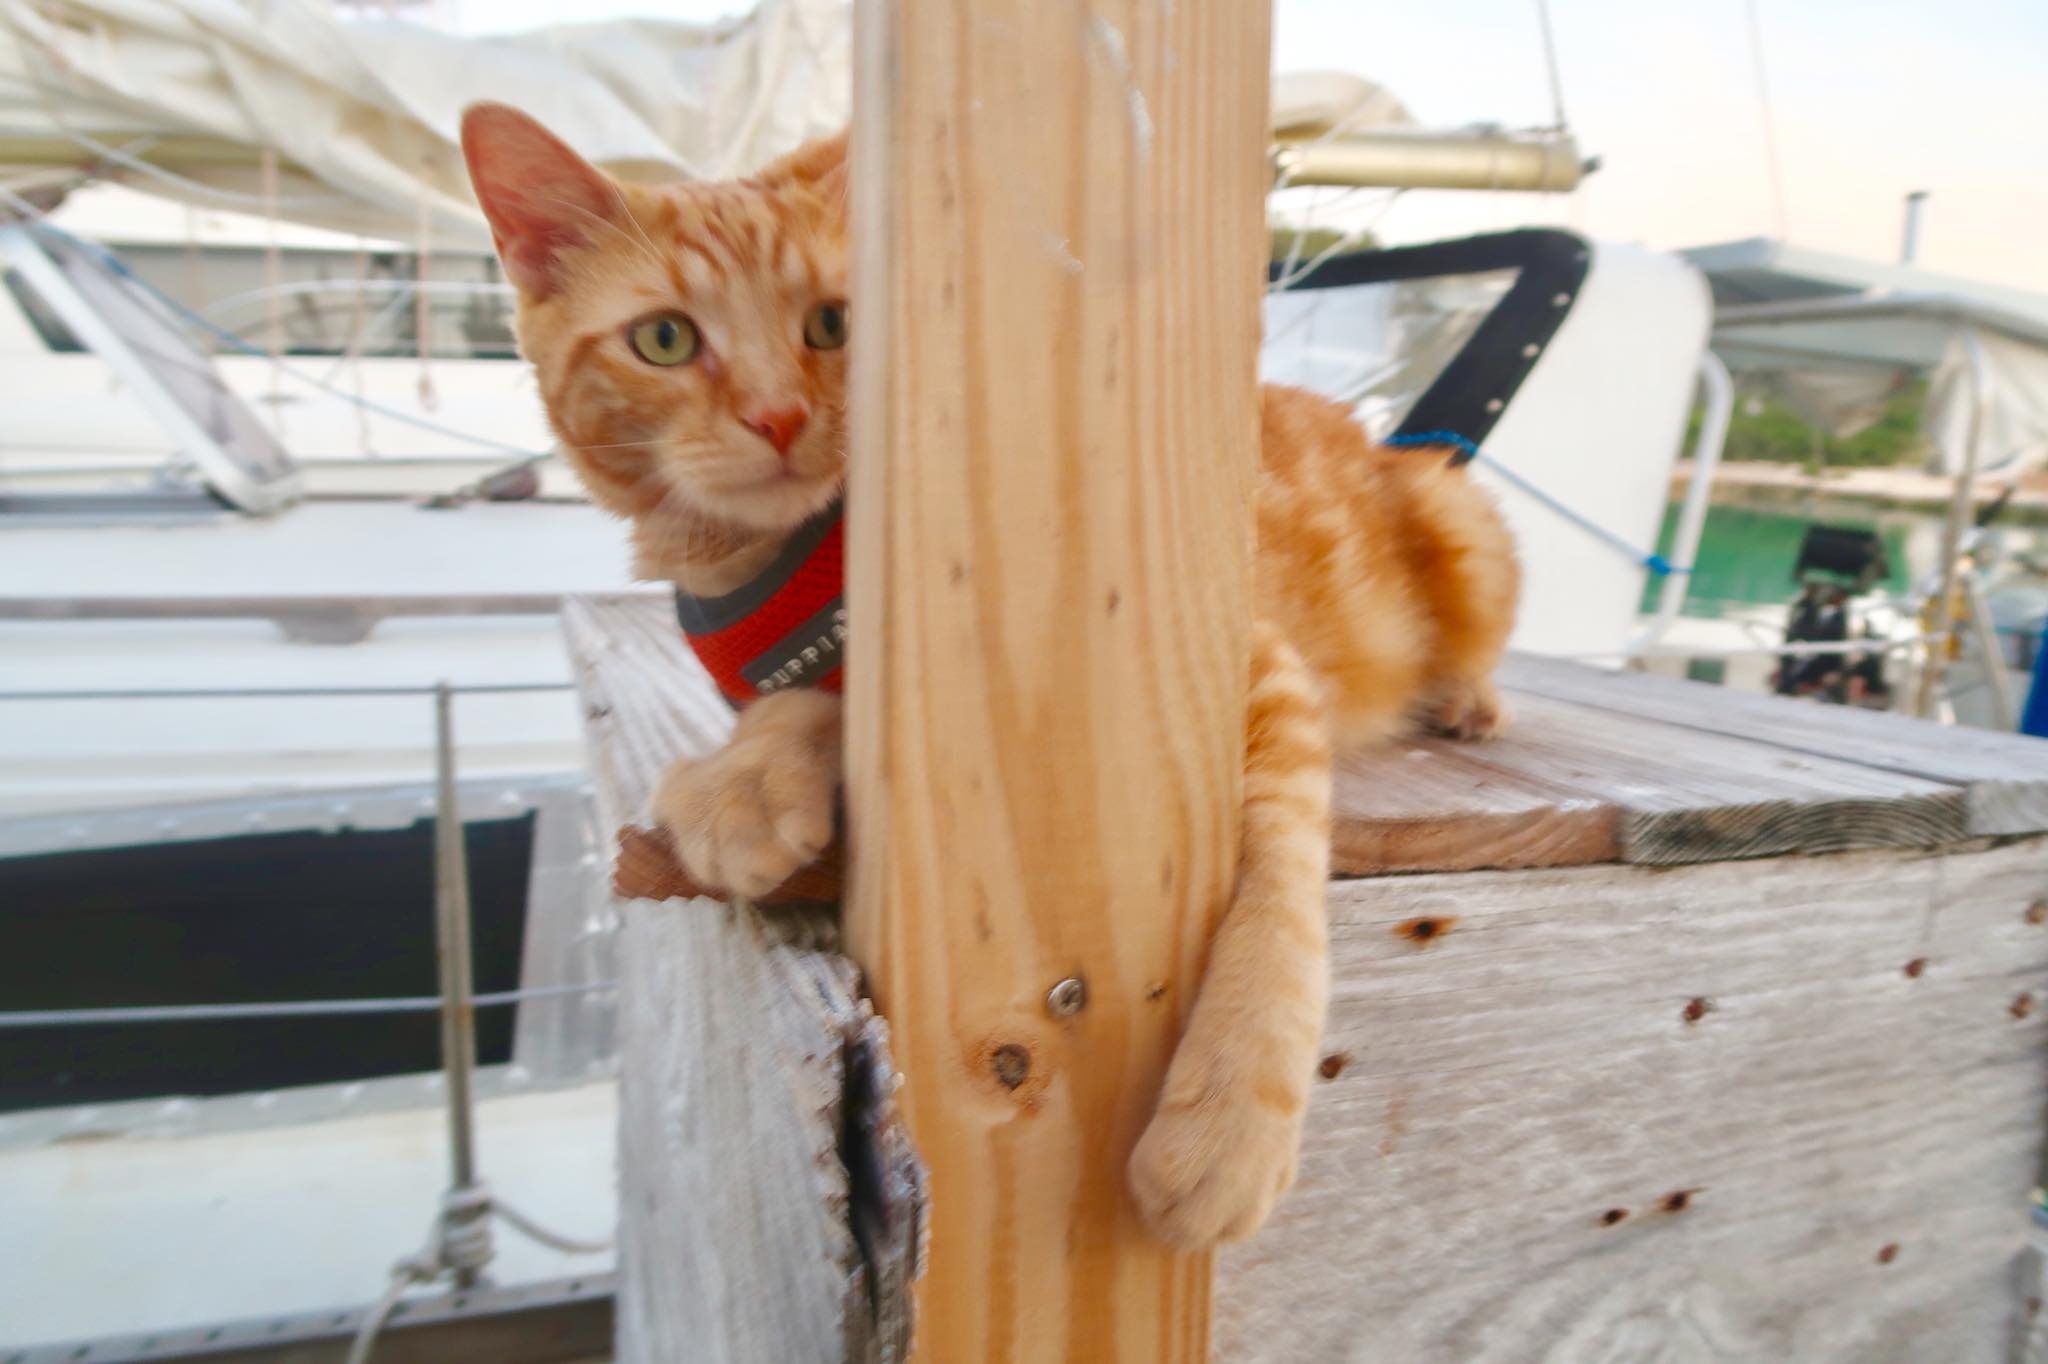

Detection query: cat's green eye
xmin=630 ymin=314 xmax=699 ymax=366
xmin=803 ymin=301 xmax=848 ymax=351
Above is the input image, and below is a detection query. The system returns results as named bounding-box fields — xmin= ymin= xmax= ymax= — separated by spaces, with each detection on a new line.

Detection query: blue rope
xmin=1385 ymin=430 xmax=1687 ymax=578
xmin=1386 ymin=429 xmax=1484 ymax=462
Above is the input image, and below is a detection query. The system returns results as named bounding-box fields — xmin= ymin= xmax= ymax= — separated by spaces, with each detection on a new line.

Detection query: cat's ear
xmin=461 ymin=102 xmax=622 ymax=298
xmin=754 ymin=129 xmax=848 ymax=205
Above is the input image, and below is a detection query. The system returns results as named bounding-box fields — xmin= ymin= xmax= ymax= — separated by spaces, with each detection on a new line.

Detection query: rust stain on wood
xmin=1397 ymin=915 xmax=1455 ymax=947
xmin=1379 ymin=1091 xmax=1409 ymax=1156
xmin=1659 ymin=1189 xmax=1699 ymax=1214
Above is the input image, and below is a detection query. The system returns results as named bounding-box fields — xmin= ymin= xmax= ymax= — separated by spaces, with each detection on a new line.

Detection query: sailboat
xmin=1656 ymin=235 xmax=2048 ymax=733
xmin=0 ymin=1 xmax=1721 ymax=1356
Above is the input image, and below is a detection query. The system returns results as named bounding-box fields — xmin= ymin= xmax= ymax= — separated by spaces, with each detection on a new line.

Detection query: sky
xmin=455 ymin=0 xmax=2048 ymax=293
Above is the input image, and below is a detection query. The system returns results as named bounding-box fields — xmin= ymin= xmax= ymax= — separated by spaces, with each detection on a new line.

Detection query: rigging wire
xmin=0 ymin=184 xmax=542 ymax=459
xmin=2 ymin=183 xmax=553 ymax=504
xmin=47 ymin=123 xmax=358 ymax=212
xmin=0 ymin=981 xmax=609 ymax=1031
xmin=1742 ymin=0 xmax=1793 ymax=241
xmin=1532 ymin=0 xmax=1570 ymax=132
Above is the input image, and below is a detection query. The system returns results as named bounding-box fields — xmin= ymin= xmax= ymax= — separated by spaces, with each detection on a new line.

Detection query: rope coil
xmin=342 ymin=1181 xmax=611 ymax=1364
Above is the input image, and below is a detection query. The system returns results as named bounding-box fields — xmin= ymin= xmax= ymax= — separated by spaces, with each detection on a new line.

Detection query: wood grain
xmin=570 ymin=609 xmax=2005 ymax=891
xmin=1490 ymin=691 xmax=1964 ymax=865
xmin=844 ymin=2 xmax=1270 ymax=1359
xmin=1331 ymin=685 xmax=1969 ymax=875
xmin=1502 ymin=653 xmax=2048 ymax=838
xmin=1218 ymin=838 xmax=2048 ymax=1362
xmin=1332 ymin=738 xmax=1620 ymax=875
xmin=566 ymin=597 xmax=924 ymax=1364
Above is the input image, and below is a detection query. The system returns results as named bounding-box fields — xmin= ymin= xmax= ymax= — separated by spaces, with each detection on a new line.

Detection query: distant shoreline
xmin=1673 ymin=460 xmax=2048 ymax=526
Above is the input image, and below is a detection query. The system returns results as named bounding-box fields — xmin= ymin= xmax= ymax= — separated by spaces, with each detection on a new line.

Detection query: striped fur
xmin=462 ymin=107 xmax=1521 ymax=1250
xmin=1131 ymin=390 xmax=1518 ymax=1249
xmin=462 ymin=104 xmax=855 ymax=901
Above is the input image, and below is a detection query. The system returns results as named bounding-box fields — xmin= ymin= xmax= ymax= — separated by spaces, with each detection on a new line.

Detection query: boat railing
xmin=0 ymin=588 xmax=665 ymax=644
xmin=1632 ymin=351 xmax=1733 ymax=652
xmin=0 ymin=679 xmax=618 ymax=1362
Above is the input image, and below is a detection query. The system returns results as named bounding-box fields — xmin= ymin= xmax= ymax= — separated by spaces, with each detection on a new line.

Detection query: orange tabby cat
xmin=462 ymin=104 xmax=1519 ymax=1251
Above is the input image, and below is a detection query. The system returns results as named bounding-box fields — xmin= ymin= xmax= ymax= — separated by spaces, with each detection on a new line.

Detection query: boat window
xmin=1262 ymin=230 xmax=1593 ymax=451
xmin=13 ymin=223 xmax=300 ymax=513
xmin=2 ymin=267 xmax=84 ymax=352
xmin=112 ymin=244 xmax=521 ymax=361
xmin=1263 ymin=267 xmax=1516 ymax=436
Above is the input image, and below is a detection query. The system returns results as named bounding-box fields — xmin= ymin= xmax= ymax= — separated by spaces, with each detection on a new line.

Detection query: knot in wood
xmin=991 ymin=1044 xmax=1031 ymax=1089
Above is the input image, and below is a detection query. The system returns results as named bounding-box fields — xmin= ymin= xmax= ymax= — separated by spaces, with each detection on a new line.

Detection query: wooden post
xmin=845 ymin=2 xmax=1271 ymax=1360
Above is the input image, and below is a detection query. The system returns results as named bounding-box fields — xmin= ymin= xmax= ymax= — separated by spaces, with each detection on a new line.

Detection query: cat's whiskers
xmin=544 ymin=193 xmax=669 ymax=278
xmin=557 ymin=436 xmax=672 ymax=454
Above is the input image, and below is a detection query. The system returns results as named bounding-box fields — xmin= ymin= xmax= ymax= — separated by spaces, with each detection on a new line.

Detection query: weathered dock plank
xmin=564 ymin=596 xmax=923 ymax=1364
xmin=1333 ymin=682 xmax=1966 ymax=875
xmin=1503 ymin=653 xmax=2048 ymax=837
xmin=1219 ymin=839 xmax=2048 ymax=1363
xmin=572 ymin=594 xmax=2048 ymax=1362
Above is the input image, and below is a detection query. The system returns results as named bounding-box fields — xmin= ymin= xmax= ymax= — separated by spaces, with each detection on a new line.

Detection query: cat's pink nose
xmin=744 ymin=404 xmax=809 ymax=456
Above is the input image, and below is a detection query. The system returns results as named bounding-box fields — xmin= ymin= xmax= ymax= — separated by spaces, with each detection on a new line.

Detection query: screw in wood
xmin=1046 ymin=977 xmax=1088 ymax=1018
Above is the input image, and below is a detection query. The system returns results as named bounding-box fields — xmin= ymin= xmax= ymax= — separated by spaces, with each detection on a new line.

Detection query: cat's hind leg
xmin=1128 ymin=620 xmax=1331 ymax=1249
xmin=1423 ymin=672 xmax=1510 ymax=741
xmin=1409 ymin=468 xmax=1519 ymax=743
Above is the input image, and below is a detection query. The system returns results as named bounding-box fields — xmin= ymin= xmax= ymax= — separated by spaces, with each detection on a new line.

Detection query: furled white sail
xmin=0 ymin=0 xmax=1427 ymax=247
xmin=0 ymin=0 xmax=853 ymax=248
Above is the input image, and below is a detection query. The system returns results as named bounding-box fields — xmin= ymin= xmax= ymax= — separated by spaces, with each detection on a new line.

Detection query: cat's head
xmin=461 ymin=104 xmax=849 ymax=546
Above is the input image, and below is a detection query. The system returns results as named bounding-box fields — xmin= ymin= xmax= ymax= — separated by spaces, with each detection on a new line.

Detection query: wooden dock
xmin=570 ymin=593 xmax=2048 ymax=1363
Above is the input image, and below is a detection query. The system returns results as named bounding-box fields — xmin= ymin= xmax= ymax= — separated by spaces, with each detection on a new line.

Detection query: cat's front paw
xmin=1427 ymin=676 xmax=1510 ymax=741
xmin=652 ymin=735 xmax=836 ymax=901
xmin=1127 ymin=1070 xmax=1305 ymax=1250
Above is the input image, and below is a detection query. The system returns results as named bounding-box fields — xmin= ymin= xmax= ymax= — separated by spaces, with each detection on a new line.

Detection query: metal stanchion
xmin=432 ymin=680 xmax=488 ymax=1288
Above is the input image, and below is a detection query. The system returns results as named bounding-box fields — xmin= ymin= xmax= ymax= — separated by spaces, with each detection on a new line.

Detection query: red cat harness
xmin=674 ymin=501 xmax=846 ymax=708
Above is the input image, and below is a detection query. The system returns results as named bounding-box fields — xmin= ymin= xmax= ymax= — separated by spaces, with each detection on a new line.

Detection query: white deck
xmin=0 ymin=500 xmax=649 ymax=816
xmin=0 ymin=1075 xmax=618 ymax=1347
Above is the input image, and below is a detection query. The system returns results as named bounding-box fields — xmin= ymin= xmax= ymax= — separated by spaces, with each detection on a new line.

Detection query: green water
xmin=1639 ymin=494 xmax=2048 ymax=632
xmin=1639 ymin=503 xmax=1913 ymax=619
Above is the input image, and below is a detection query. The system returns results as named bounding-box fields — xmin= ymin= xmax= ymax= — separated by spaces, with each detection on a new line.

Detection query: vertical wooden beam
xmin=846 ymin=2 xmax=1270 ymax=1360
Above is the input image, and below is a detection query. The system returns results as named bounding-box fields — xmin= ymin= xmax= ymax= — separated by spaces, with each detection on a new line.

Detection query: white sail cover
xmin=1924 ymin=327 xmax=2048 ymax=480
xmin=1714 ymin=295 xmax=2048 ymax=481
xmin=0 ymin=1 xmax=1412 ymax=250
xmin=0 ymin=0 xmax=853 ymax=249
